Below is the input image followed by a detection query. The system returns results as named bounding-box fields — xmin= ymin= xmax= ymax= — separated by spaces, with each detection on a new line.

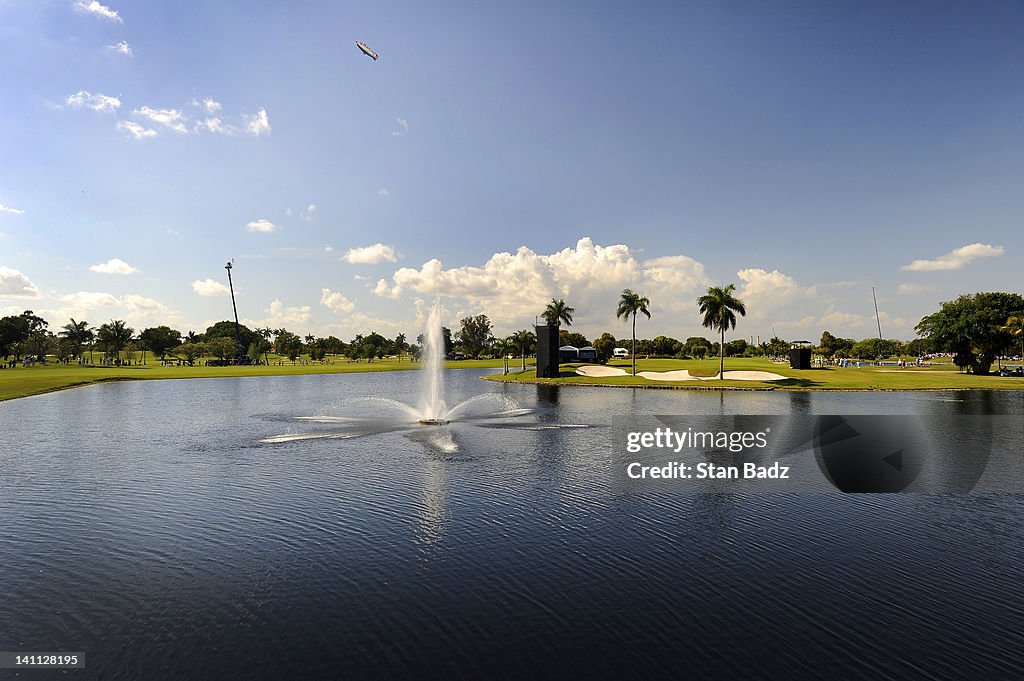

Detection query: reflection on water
xmin=0 ymin=371 xmax=1021 ymax=679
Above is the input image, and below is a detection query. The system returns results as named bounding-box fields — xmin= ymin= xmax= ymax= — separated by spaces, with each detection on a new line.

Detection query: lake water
xmin=1 ymin=370 xmax=1022 ymax=679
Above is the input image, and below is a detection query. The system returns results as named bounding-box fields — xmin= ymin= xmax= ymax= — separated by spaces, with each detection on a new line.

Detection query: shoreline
xmin=481 ymin=376 xmax=1024 ymax=392
xmin=4 ymin=360 xmax=1024 ymax=403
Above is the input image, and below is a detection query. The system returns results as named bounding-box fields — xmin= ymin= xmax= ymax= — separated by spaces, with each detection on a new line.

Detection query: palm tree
xmin=96 ymin=319 xmax=134 ymax=363
xmin=257 ymin=327 xmax=272 ymax=365
xmin=616 ymin=289 xmax=651 ymax=376
xmin=542 ymin=299 xmax=574 ymax=327
xmin=492 ymin=337 xmax=513 ymax=374
xmin=512 ymin=329 xmax=536 ymax=370
xmin=60 ymin=318 xmax=91 ymax=361
xmin=999 ymin=315 xmax=1024 ymax=362
xmin=697 ymin=284 xmax=747 ymax=380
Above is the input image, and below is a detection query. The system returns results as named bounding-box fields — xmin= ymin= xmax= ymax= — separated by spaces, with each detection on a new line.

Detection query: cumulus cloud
xmin=132 ymin=106 xmax=188 ymax=134
xmin=371 ymin=237 xmax=713 ymax=333
xmin=246 ymin=219 xmax=276 ymax=233
xmin=73 ymin=1 xmax=122 ymax=23
xmin=377 ymin=188 xmax=390 ymax=197
xmin=243 ymin=299 xmax=312 ymax=329
xmin=0 ymin=267 xmax=40 ymax=297
xmin=320 ymin=288 xmax=355 ymax=313
xmin=192 ymin=279 xmax=230 ymax=296
xmin=243 ymin=108 xmax=271 ymax=136
xmin=116 ymin=120 xmax=156 ymax=139
xmin=0 ymin=203 xmax=26 ymax=215
xmin=89 ymin=258 xmax=138 ymax=275
xmin=736 ymin=268 xmax=805 ymax=301
xmin=392 ymin=117 xmax=408 ymax=136
xmin=643 ymin=255 xmax=710 ymax=293
xmin=59 ymin=291 xmax=120 ymax=308
xmin=66 ymin=90 xmax=121 ymax=113
xmin=43 ymin=290 xmax=182 ymax=328
xmin=303 ymin=204 xmax=317 ymax=221
xmin=901 ymin=243 xmax=1004 ymax=271
xmin=344 ymin=243 xmax=399 ymax=264
xmin=108 ymin=40 xmax=132 ymax=57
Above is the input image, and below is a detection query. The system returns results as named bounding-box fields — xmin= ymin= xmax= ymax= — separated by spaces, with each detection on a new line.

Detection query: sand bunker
xmin=575 ymin=365 xmax=628 ymax=377
xmin=576 ymin=366 xmax=787 ymax=382
xmin=637 ymin=370 xmax=700 ymax=381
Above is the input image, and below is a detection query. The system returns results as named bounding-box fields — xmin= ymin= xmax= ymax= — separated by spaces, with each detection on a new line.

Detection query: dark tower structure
xmin=535 ymin=324 xmax=561 ymax=378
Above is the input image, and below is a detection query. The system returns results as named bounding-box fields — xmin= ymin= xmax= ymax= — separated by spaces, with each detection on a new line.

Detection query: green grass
xmin=483 ymin=357 xmax=1024 ymax=391
xmin=3 ymin=355 xmax=1022 ymax=402
xmin=0 ymin=357 xmax=513 ymax=402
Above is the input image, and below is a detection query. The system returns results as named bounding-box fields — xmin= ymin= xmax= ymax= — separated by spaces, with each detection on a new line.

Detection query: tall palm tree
xmin=492 ymin=337 xmax=513 ymax=374
xmin=96 ymin=319 xmax=134 ymax=363
xmin=60 ymin=318 xmax=91 ymax=360
xmin=512 ymin=329 xmax=536 ymax=370
xmin=697 ymin=284 xmax=747 ymax=380
xmin=616 ymin=289 xmax=651 ymax=376
xmin=542 ymin=299 xmax=574 ymax=327
xmin=999 ymin=315 xmax=1024 ymax=362
xmin=257 ymin=327 xmax=272 ymax=364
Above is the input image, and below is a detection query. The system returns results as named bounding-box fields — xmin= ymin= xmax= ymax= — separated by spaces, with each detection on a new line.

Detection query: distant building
xmin=613 ymin=348 xmax=629 ymax=359
xmin=578 ymin=346 xmax=597 ymax=362
xmin=559 ymin=345 xmax=579 ymax=362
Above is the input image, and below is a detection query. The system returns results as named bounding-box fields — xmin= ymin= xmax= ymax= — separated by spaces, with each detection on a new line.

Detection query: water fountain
xmin=418 ymin=300 xmax=450 ymax=425
xmin=260 ymin=299 xmax=532 ymax=446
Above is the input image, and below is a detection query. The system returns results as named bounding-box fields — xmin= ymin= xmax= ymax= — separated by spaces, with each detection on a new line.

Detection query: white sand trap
xmin=637 ymin=370 xmax=700 ymax=381
xmin=575 ymin=365 xmax=628 ymax=377
xmin=575 ymin=365 xmax=788 ymax=382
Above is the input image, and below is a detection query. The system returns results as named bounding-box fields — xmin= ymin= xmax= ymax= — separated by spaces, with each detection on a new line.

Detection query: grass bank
xmin=483 ymin=357 xmax=1024 ymax=391
xmin=0 ymin=358 xmax=509 ymax=402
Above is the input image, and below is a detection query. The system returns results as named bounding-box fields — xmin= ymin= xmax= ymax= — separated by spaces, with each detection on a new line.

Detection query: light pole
xmin=225 ymin=260 xmax=243 ymax=358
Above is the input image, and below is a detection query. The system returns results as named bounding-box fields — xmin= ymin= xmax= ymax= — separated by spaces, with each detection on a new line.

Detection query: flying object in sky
xmin=356 ymin=41 xmax=379 ymax=61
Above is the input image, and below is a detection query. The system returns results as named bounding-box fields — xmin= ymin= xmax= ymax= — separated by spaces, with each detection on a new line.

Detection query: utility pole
xmin=225 ymin=260 xmax=243 ymax=357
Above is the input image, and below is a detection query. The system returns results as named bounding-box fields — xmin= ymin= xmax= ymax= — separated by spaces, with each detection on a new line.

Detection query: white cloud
xmin=246 ymin=219 xmax=276 ymax=233
xmin=66 ymin=90 xmax=121 ymax=113
xmin=320 ymin=288 xmax=355 ymax=313
xmin=116 ymin=120 xmax=156 ymax=139
xmin=901 ymin=243 xmax=1004 ymax=271
xmin=0 ymin=203 xmax=26 ymax=215
xmin=192 ymin=279 xmax=230 ymax=296
xmin=107 ymin=40 xmax=132 ymax=57
xmin=303 ymin=204 xmax=317 ymax=221
xmin=196 ymin=97 xmax=221 ymax=113
xmin=372 ymin=237 xmax=712 ymax=334
xmin=643 ymin=255 xmax=710 ymax=293
xmin=194 ymin=117 xmax=224 ymax=134
xmin=377 ymin=188 xmax=390 ymax=196
xmin=897 ymin=282 xmax=937 ymax=295
xmin=737 ymin=268 xmax=805 ymax=303
xmin=73 ymin=1 xmax=122 ymax=23
xmin=243 ymin=299 xmax=312 ymax=329
xmin=392 ymin=117 xmax=408 ymax=136
xmin=59 ymin=291 xmax=120 ymax=308
xmin=133 ymin=107 xmax=188 ymax=134
xmin=344 ymin=243 xmax=399 ymax=264
xmin=0 ymin=267 xmax=40 ymax=297
xmin=243 ymin=108 xmax=271 ymax=136
xmin=89 ymin=258 xmax=138 ymax=275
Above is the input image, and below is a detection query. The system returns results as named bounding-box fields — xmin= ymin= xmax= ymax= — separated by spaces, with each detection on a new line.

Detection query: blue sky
xmin=1 ymin=0 xmax=1021 ymax=342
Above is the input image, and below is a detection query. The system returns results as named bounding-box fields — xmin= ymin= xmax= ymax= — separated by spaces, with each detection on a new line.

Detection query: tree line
xmin=1 ymin=289 xmax=1020 ymax=375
